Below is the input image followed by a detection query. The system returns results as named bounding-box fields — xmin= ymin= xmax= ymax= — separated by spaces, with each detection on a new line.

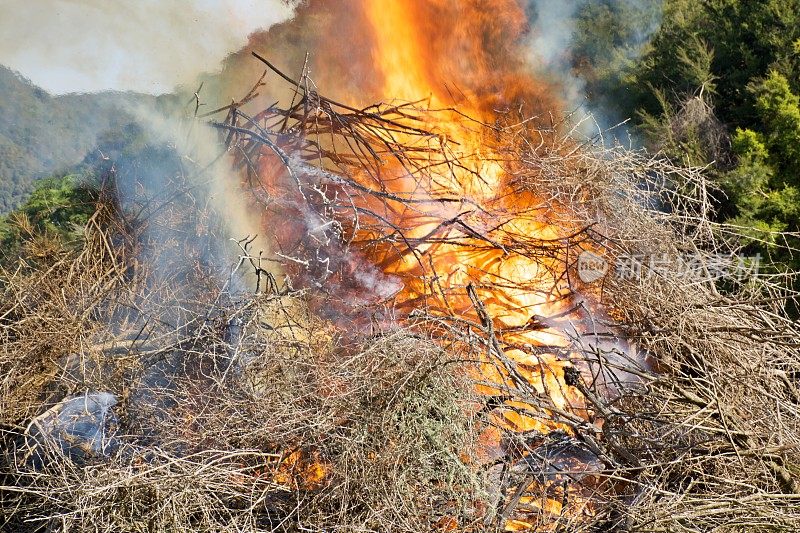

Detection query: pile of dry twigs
xmin=1 ymin=55 xmax=800 ymax=532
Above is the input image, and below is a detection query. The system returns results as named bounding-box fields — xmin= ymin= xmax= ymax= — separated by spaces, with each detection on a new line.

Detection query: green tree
xmin=0 ymin=173 xmax=100 ymax=262
xmin=720 ymin=73 xmax=800 ymax=256
xmin=631 ymin=0 xmax=800 ymax=129
xmin=603 ymin=0 xmax=800 ymax=272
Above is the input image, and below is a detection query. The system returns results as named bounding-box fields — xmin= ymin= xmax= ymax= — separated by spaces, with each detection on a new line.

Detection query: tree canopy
xmin=573 ymin=0 xmax=800 ymax=271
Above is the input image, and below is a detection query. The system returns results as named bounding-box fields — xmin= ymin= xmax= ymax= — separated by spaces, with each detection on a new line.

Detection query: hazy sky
xmin=0 ymin=0 xmax=294 ymax=95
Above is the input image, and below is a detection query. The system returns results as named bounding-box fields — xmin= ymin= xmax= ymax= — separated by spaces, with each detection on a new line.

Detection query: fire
xmin=358 ymin=0 xmax=589 ymax=433
xmin=231 ymin=0 xmax=618 ymax=528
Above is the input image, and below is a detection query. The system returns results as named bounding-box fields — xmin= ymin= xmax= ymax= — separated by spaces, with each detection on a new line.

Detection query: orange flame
xmin=347 ymin=2 xmax=603 ymax=526
xmin=356 ymin=0 xmax=588 ymax=432
xmin=244 ymin=0 xmax=616 ymax=528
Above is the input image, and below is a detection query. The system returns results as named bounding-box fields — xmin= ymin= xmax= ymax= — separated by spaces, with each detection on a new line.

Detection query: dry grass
xmin=0 ymin=189 xmax=487 ymax=532
xmin=511 ymin=123 xmax=800 ymax=531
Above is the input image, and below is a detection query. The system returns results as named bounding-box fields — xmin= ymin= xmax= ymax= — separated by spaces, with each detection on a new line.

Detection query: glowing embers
xmin=499 ymin=431 xmax=605 ymax=531
xmin=273 ymin=449 xmax=328 ymax=490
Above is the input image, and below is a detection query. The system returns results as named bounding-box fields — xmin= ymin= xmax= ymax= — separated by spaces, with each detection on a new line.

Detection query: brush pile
xmin=2 ymin=57 xmax=800 ymax=533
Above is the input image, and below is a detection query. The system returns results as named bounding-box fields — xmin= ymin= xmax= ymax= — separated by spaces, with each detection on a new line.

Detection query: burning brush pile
xmin=3 ymin=1 xmax=800 ymax=532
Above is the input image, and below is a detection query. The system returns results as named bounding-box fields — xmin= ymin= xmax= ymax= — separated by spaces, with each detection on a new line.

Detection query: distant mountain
xmin=0 ymin=66 xmax=157 ymax=212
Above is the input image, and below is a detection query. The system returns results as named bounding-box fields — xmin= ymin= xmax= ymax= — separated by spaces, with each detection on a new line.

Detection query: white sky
xmin=0 ymin=0 xmax=293 ymax=94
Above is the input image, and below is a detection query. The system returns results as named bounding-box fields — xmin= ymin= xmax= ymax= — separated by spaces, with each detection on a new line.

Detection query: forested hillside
xmin=0 ymin=66 xmax=154 ymax=212
xmin=0 ymin=120 xmax=185 ymax=263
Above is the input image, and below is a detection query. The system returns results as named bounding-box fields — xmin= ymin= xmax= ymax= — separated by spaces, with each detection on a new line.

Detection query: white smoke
xmin=525 ymin=0 xmax=664 ymax=139
xmin=526 ymin=0 xmax=584 ymax=113
xmin=0 ymin=0 xmax=294 ymax=95
xmin=122 ymin=99 xmax=278 ymax=293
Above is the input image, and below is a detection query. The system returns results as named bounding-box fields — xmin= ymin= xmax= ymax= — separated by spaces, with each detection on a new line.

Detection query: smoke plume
xmin=0 ymin=0 xmax=294 ymax=95
xmin=524 ymin=0 xmax=664 ymax=138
